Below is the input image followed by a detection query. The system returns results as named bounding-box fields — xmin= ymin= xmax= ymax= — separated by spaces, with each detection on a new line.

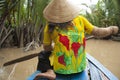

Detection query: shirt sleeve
xmin=81 ymin=16 xmax=94 ymax=34
xmin=43 ymin=24 xmax=52 ymax=45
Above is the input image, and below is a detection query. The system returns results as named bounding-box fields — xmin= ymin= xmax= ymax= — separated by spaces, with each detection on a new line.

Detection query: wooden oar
xmin=3 ymin=53 xmax=39 ymax=66
xmin=3 ymin=36 xmax=95 ymax=67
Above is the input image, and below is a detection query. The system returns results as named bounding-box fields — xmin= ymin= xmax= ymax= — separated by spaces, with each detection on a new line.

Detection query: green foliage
xmin=85 ymin=0 xmax=120 ymax=28
xmin=0 ymin=0 xmax=50 ymax=48
xmin=0 ymin=0 xmax=20 ymax=48
xmin=13 ymin=0 xmax=50 ymax=47
xmin=0 ymin=0 xmax=5 ymax=15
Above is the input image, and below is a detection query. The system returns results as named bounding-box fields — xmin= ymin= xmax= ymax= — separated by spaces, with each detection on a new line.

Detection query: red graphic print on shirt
xmin=58 ymin=55 xmax=66 ymax=66
xmin=83 ymin=37 xmax=86 ymax=47
xmin=71 ymin=42 xmax=81 ymax=58
xmin=59 ymin=34 xmax=70 ymax=50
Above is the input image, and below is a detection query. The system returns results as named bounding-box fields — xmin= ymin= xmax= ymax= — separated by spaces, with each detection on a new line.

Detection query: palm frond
xmin=0 ymin=0 xmax=5 ymax=15
xmin=85 ymin=0 xmax=120 ymax=28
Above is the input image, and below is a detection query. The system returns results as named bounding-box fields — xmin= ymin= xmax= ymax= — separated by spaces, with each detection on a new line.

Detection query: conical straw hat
xmin=43 ymin=0 xmax=81 ymax=23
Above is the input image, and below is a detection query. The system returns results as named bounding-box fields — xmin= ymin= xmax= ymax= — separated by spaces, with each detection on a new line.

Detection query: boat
xmin=86 ymin=53 xmax=118 ymax=80
xmin=27 ymin=53 xmax=119 ymax=80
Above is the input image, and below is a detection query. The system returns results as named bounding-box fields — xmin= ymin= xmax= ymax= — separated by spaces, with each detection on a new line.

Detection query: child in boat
xmin=34 ymin=0 xmax=119 ymax=80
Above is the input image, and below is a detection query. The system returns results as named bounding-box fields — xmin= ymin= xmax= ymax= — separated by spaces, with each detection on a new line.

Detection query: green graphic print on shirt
xmin=53 ymin=25 xmax=87 ymax=74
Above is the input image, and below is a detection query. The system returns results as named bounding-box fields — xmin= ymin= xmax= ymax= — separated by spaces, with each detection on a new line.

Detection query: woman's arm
xmin=91 ymin=26 xmax=119 ymax=38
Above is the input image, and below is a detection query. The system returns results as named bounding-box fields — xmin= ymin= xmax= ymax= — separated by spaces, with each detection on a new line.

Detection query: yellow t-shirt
xmin=43 ymin=16 xmax=94 ymax=74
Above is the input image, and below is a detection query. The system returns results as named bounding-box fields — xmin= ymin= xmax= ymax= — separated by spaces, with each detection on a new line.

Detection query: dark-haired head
xmin=48 ymin=21 xmax=72 ymax=33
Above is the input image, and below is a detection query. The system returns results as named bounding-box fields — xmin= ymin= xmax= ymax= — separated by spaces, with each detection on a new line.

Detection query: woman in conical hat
xmin=34 ymin=0 xmax=119 ymax=80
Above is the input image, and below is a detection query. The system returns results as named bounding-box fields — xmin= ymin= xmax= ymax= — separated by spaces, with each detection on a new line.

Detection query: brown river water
xmin=0 ymin=39 xmax=120 ymax=80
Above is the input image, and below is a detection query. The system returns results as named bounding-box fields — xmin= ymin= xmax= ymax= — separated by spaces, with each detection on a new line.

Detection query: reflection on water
xmin=0 ymin=67 xmax=5 ymax=74
xmin=0 ymin=66 xmax=17 ymax=80
xmin=0 ymin=67 xmax=8 ymax=80
xmin=0 ymin=68 xmax=3 ymax=73
xmin=0 ymin=56 xmax=7 ymax=80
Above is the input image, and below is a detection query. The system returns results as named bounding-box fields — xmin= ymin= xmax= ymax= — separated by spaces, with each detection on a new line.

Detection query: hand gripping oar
xmin=3 ymin=53 xmax=39 ymax=66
